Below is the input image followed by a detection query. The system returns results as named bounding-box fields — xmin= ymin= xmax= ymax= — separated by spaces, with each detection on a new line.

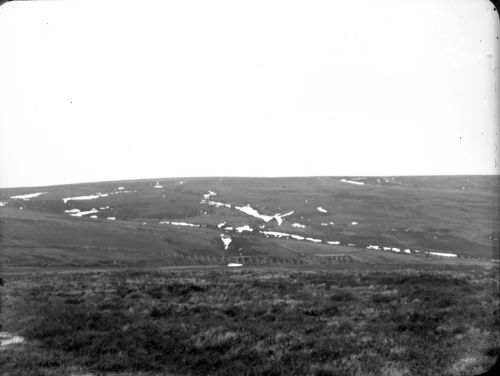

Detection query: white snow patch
xmin=340 ymin=179 xmax=365 ymax=185
xmin=227 ymin=263 xmax=242 ymax=267
xmin=213 ymin=201 xmax=293 ymax=226
xmin=62 ymin=193 xmax=108 ymax=204
xmin=110 ymin=190 xmax=132 ymax=195
xmin=273 ymin=216 xmax=284 ymax=226
xmin=0 ymin=202 xmax=7 ymax=207
xmin=306 ymin=237 xmax=322 ymax=243
xmin=207 ymin=200 xmax=231 ymax=208
xmin=274 ymin=211 xmax=294 ymax=226
xmin=107 ymin=217 xmax=116 ymax=220
xmin=428 ymin=252 xmax=457 ymax=258
xmin=90 ymin=215 xmax=98 ymax=219
xmin=217 ymin=222 xmax=226 ymax=228
xmin=160 ymin=221 xmax=200 ymax=227
xmin=348 ymin=243 xmax=356 ymax=247
xmin=403 ymin=249 xmax=411 ymax=254
xmin=170 ymin=221 xmax=199 ymax=227
xmin=291 ymin=234 xmax=305 ymax=240
xmin=154 ymin=182 xmax=163 ymax=188
xmin=392 ymin=247 xmax=401 ymax=253
xmin=68 ymin=208 xmax=99 ymax=217
xmin=383 ymin=247 xmax=391 ymax=251
xmin=0 ymin=332 xmax=24 ymax=349
xmin=220 ymin=234 xmax=232 ymax=250
xmin=10 ymin=192 xmax=46 ymax=200
xmin=292 ymin=223 xmax=306 ymax=228
xmin=351 ymin=221 xmax=358 ymax=225
xmin=202 ymin=190 xmax=216 ymax=200
xmin=236 ymin=225 xmax=253 ymax=233
xmin=117 ymin=187 xmax=125 ymax=190
xmin=260 ymin=231 xmax=290 ymax=238
xmin=225 ymin=227 xmax=234 ymax=231
xmin=236 ymin=205 xmax=275 ymax=222
xmin=367 ymin=245 xmax=379 ymax=250
xmin=317 ymin=207 xmax=328 ymax=213
xmin=327 ymin=241 xmax=341 ymax=245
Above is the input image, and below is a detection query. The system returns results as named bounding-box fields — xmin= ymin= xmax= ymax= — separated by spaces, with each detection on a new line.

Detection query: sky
xmin=0 ymin=0 xmax=498 ymax=188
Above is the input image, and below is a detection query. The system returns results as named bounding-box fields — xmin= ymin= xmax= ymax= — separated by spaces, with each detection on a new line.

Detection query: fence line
xmin=165 ymin=252 xmax=358 ymax=266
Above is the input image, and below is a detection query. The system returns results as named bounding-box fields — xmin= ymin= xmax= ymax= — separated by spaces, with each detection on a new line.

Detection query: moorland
xmin=0 ymin=176 xmax=498 ymax=375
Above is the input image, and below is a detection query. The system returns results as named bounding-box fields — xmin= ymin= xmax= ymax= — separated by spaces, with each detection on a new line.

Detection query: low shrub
xmin=3 ymin=267 xmax=498 ymax=376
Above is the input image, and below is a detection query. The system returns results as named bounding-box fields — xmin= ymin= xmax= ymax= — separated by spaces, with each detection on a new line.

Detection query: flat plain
xmin=0 ymin=176 xmax=498 ymax=375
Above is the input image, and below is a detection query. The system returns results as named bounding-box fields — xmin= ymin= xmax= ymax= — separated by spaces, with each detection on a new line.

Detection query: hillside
xmin=0 ymin=176 xmax=498 ymax=268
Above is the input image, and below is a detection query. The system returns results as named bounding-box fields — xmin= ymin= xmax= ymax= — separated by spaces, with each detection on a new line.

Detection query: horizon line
xmin=1 ymin=173 xmax=499 ymax=190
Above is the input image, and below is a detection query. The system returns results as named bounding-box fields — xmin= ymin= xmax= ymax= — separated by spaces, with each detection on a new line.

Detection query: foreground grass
xmin=1 ymin=266 xmax=499 ymax=376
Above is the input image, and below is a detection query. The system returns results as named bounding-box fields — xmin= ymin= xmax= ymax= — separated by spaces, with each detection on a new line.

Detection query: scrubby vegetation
xmin=1 ymin=266 xmax=498 ymax=375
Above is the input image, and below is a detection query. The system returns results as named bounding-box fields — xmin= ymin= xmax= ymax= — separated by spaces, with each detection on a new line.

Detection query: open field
xmin=0 ymin=265 xmax=499 ymax=376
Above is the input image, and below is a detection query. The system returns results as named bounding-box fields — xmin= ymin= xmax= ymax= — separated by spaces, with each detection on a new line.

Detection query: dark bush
xmin=116 ymin=285 xmax=134 ymax=298
xmin=321 ymin=304 xmax=340 ymax=316
xmin=371 ymin=294 xmax=394 ymax=304
xmin=396 ymin=312 xmax=444 ymax=335
xmin=150 ymin=306 xmax=168 ymax=318
xmin=485 ymin=346 xmax=500 ymax=357
xmin=223 ymin=305 xmax=242 ymax=317
xmin=435 ymin=296 xmax=458 ymax=308
xmin=330 ymin=291 xmax=355 ymax=302
xmin=64 ymin=297 xmax=82 ymax=305
xmin=146 ymin=286 xmax=164 ymax=299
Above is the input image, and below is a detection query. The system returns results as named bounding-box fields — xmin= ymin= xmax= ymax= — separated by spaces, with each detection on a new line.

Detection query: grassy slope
xmin=0 ymin=176 xmax=498 ymax=268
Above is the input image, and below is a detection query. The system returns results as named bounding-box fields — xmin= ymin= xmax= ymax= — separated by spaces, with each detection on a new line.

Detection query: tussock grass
xmin=0 ymin=266 xmax=498 ymax=375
